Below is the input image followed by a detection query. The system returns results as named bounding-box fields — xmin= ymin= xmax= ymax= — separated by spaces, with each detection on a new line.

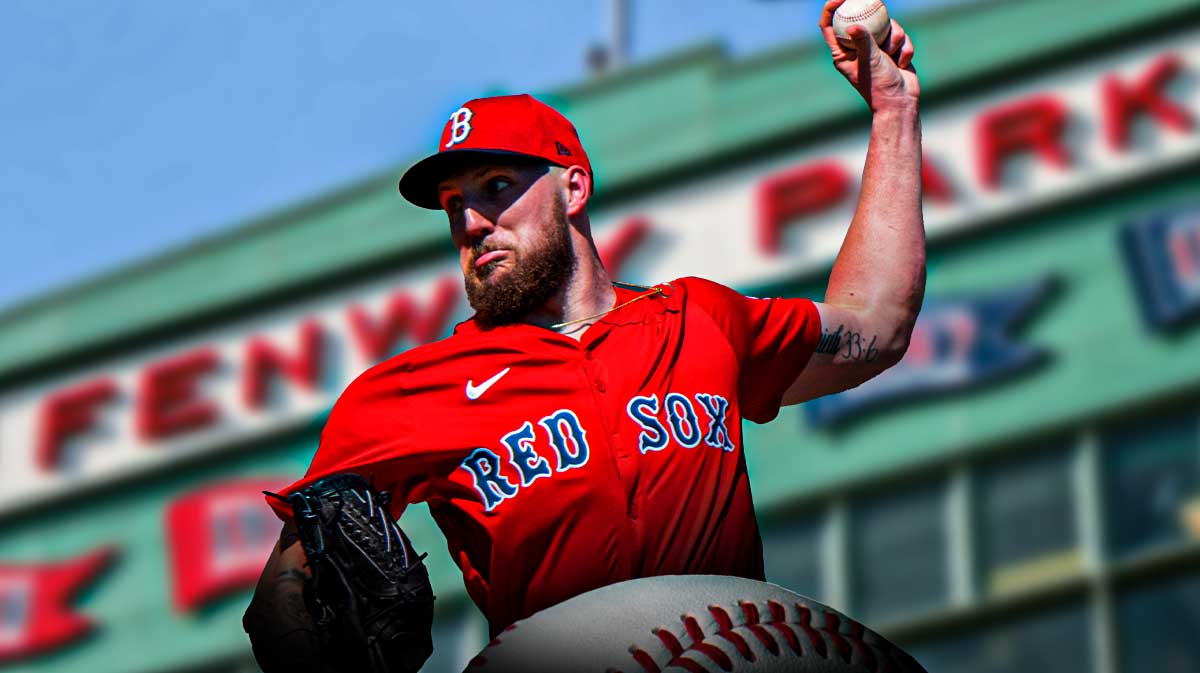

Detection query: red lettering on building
xmin=921 ymin=153 xmax=954 ymax=203
xmin=242 ymin=320 xmax=324 ymax=409
xmin=598 ymin=216 xmax=652 ymax=277
xmin=756 ymin=161 xmax=850 ymax=254
xmin=35 ymin=379 xmax=117 ymax=472
xmin=1102 ymin=54 xmax=1193 ymax=150
xmin=976 ymin=95 xmax=1071 ymax=188
xmin=346 ymin=276 xmax=460 ymax=363
xmin=136 ymin=348 xmax=220 ymax=440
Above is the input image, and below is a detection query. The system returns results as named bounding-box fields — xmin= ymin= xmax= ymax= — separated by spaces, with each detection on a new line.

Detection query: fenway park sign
xmin=0 ymin=31 xmax=1197 ymax=514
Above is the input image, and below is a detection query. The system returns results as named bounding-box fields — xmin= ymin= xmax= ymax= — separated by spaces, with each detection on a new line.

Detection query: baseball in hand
xmin=833 ymin=0 xmax=891 ymax=51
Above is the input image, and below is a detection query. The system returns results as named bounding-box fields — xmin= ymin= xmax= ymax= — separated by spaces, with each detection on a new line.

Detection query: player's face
xmin=438 ymin=160 xmax=576 ymax=327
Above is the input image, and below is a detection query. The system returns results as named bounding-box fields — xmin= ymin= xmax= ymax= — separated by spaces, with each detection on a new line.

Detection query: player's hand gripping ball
xmin=832 ymin=0 xmax=891 ymax=51
xmin=465 ymin=575 xmax=928 ymax=673
xmin=820 ymin=0 xmax=918 ymax=114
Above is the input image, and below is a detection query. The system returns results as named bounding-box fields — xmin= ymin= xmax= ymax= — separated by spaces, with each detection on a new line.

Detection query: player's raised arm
xmin=784 ymin=0 xmax=924 ymax=405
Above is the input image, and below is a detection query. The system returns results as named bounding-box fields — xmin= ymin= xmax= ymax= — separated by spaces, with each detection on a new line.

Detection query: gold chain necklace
xmin=550 ymin=282 xmax=665 ymax=330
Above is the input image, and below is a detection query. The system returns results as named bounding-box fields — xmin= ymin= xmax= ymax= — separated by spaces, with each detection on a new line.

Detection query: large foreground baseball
xmin=464 ymin=575 xmax=927 ymax=673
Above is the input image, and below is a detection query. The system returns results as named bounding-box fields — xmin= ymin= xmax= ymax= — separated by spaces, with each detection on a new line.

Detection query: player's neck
xmin=524 ymin=252 xmax=615 ymax=340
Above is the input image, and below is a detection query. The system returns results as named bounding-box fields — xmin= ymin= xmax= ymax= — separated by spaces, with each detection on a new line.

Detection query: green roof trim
xmin=2 ymin=0 xmax=1198 ymax=382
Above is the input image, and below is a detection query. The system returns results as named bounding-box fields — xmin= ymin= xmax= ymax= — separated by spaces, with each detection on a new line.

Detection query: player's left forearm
xmin=824 ymin=103 xmax=925 ymax=365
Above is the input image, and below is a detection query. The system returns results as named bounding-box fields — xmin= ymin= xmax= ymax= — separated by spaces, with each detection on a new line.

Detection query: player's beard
xmin=465 ymin=194 xmax=575 ymax=329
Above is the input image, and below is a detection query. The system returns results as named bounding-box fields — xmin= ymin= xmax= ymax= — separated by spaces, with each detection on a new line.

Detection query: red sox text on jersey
xmin=461 ymin=389 xmax=735 ymax=512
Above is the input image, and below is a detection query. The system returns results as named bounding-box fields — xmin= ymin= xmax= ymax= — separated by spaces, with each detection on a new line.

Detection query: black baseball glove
xmin=267 ymin=473 xmax=435 ymax=673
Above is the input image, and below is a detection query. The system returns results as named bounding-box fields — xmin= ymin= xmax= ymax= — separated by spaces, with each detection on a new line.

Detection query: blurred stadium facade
xmin=3 ymin=0 xmax=1200 ymax=671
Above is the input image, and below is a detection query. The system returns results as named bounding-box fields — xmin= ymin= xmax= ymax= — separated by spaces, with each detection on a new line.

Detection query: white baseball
xmin=464 ymin=575 xmax=927 ymax=673
xmin=832 ymin=0 xmax=891 ymax=51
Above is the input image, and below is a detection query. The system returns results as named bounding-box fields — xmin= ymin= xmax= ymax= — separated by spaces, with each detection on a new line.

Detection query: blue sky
xmin=0 ymin=0 xmax=960 ymax=312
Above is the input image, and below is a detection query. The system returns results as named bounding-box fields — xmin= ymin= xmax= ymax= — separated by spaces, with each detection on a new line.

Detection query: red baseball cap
xmin=398 ymin=94 xmax=593 ymax=210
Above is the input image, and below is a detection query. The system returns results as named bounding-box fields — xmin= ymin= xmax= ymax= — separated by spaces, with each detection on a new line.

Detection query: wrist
xmin=871 ymin=98 xmax=920 ymax=119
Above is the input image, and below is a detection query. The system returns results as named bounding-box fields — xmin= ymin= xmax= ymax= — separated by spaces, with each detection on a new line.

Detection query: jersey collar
xmin=452 ymin=283 xmax=664 ymax=344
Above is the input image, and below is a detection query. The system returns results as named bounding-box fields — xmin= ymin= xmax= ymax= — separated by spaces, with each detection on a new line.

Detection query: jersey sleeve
xmin=678 ymin=276 xmax=822 ymax=424
xmin=264 ymin=362 xmax=434 ymax=523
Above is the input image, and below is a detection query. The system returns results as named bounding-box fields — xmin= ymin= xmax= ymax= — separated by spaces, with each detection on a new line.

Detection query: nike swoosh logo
xmin=465 ymin=367 xmax=511 ymax=400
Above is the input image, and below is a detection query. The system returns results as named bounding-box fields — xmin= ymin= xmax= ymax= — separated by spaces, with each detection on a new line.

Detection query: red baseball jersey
xmin=267 ymin=277 xmax=821 ymax=635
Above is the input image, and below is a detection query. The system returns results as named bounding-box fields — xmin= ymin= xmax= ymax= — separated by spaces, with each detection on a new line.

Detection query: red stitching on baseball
xmin=839 ymin=1 xmax=885 ymax=22
xmin=672 ymin=658 xmax=712 ymax=673
xmin=682 ymin=616 xmax=735 ymax=671
xmin=709 ymin=606 xmax=755 ymax=661
xmin=822 ymin=612 xmax=854 ymax=663
xmin=655 ymin=627 xmax=685 ymax=656
xmin=849 ymin=618 xmax=878 ymax=671
xmin=795 ymin=604 xmax=828 ymax=657
xmin=624 ymin=599 xmax=918 ymax=673
xmin=740 ymin=601 xmax=780 ymax=655
xmin=767 ymin=601 xmax=802 ymax=654
xmin=631 ymin=646 xmax=661 ymax=673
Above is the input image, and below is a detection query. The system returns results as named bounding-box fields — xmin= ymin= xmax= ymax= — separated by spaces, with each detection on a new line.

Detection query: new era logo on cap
xmin=398 ymin=94 xmax=593 ymax=210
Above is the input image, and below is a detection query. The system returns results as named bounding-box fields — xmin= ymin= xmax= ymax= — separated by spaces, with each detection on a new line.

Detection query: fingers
xmin=847 ymin=23 xmax=877 ymax=57
xmin=845 ymin=24 xmax=880 ymax=85
xmin=899 ymin=39 xmax=915 ymax=70
xmin=818 ymin=0 xmax=851 ymax=54
xmin=821 ymin=3 xmax=919 ymax=78
xmin=883 ymin=20 xmax=916 ymax=70
xmin=882 ymin=20 xmax=904 ymax=56
xmin=817 ymin=0 xmax=850 ymax=29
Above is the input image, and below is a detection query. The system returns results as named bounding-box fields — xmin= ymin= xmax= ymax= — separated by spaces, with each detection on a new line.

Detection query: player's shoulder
xmin=667 ymin=276 xmax=753 ymax=310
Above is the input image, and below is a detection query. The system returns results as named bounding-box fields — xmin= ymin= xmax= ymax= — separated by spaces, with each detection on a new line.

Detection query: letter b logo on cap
xmin=445 ymin=107 xmax=474 ymax=148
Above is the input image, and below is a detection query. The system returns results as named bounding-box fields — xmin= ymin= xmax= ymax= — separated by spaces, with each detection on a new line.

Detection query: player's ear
xmin=562 ymin=165 xmax=591 ymax=217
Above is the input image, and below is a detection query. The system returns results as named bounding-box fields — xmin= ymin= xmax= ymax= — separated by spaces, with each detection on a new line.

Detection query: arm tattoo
xmin=815 ymin=324 xmax=845 ymax=355
xmin=815 ymin=324 xmax=880 ymax=362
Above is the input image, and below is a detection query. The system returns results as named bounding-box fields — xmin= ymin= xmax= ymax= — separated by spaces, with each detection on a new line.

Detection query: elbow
xmin=874 ymin=312 xmax=919 ymax=372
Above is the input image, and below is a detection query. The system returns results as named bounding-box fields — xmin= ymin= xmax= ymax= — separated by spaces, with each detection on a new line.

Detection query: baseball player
xmin=243 ymin=2 xmax=922 ymax=670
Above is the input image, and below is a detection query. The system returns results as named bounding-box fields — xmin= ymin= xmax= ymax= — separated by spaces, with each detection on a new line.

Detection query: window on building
xmin=1103 ymin=409 xmax=1200 ymax=558
xmin=1117 ymin=571 xmax=1200 ymax=673
xmin=851 ymin=479 xmax=949 ymax=623
xmin=762 ymin=513 xmax=825 ymax=602
xmin=978 ymin=444 xmax=1080 ymax=595
xmin=909 ymin=602 xmax=1092 ymax=673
